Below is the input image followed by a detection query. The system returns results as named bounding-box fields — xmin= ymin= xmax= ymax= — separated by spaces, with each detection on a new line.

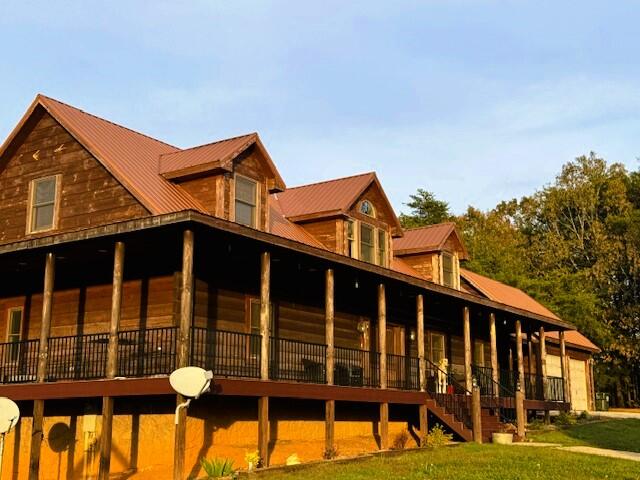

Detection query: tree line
xmin=400 ymin=153 xmax=640 ymax=406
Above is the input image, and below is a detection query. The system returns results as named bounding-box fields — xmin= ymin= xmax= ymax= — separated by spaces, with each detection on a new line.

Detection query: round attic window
xmin=360 ymin=200 xmax=375 ymax=217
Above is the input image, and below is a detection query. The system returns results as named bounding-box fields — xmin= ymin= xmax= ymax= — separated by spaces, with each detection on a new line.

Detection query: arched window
xmin=360 ymin=200 xmax=375 ymax=217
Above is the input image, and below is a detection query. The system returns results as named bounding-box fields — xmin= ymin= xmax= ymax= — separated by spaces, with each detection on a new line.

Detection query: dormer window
xmin=360 ymin=200 xmax=375 ymax=217
xmin=235 ymin=175 xmax=258 ymax=228
xmin=27 ymin=175 xmax=60 ymax=234
xmin=360 ymin=223 xmax=375 ymax=263
xmin=442 ymin=252 xmax=455 ymax=288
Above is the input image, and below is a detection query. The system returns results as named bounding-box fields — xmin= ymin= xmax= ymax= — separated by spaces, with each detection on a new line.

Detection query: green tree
xmin=399 ymin=189 xmax=452 ymax=228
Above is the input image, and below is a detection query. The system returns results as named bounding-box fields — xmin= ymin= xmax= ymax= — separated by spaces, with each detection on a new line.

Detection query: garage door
xmin=547 ymin=355 xmax=562 ymax=377
xmin=569 ymin=358 xmax=588 ymax=412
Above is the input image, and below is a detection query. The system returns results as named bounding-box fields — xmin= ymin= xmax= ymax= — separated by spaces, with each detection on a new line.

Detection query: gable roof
xmin=275 ymin=172 xmax=403 ymax=233
xmin=0 ymin=94 xmax=205 ymax=215
xmin=546 ymin=330 xmax=600 ymax=353
xmin=159 ymin=132 xmax=286 ymax=191
xmin=394 ymin=222 xmax=469 ymax=259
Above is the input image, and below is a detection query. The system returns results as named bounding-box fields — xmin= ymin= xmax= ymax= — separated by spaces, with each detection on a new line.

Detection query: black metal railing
xmin=524 ymin=373 xmax=545 ymax=401
xmin=190 ymin=327 xmax=261 ymax=378
xmin=334 ymin=346 xmax=380 ymax=388
xmin=0 ymin=339 xmax=40 ymax=383
xmin=425 ymin=359 xmax=473 ymax=430
xmin=269 ymin=337 xmax=327 ymax=383
xmin=47 ymin=333 xmax=109 ymax=381
xmin=499 ymin=369 xmax=518 ymax=393
xmin=547 ymin=375 xmax=565 ymax=402
xmin=474 ymin=365 xmax=516 ymax=424
xmin=387 ymin=353 xmax=419 ymax=390
xmin=471 ymin=365 xmax=494 ymax=396
xmin=117 ymin=326 xmax=178 ymax=377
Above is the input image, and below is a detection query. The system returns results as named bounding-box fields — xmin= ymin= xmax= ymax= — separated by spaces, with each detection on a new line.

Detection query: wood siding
xmin=0 ymin=110 xmax=148 ymax=244
xmin=300 ymin=219 xmax=340 ymax=253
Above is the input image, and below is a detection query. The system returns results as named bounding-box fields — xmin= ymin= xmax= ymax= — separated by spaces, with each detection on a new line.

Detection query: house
xmin=0 ymin=95 xmax=596 ymax=480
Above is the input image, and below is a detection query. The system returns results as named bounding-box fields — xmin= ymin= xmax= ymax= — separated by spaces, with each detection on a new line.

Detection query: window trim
xmin=26 ymin=174 xmax=61 ymax=234
xmin=359 ymin=222 xmax=375 ymax=264
xmin=441 ymin=251 xmax=455 ymax=288
xmin=6 ymin=307 xmax=23 ymax=343
xmin=233 ymin=173 xmax=259 ymax=228
xmin=359 ymin=200 xmax=376 ymax=218
xmin=474 ymin=340 xmax=485 ymax=367
xmin=429 ymin=332 xmax=446 ymax=364
xmin=377 ymin=229 xmax=387 ymax=267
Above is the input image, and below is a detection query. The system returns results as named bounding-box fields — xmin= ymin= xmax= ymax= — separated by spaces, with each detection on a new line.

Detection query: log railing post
xmin=417 ymin=294 xmax=426 ymax=392
xmin=378 ymin=284 xmax=387 ymax=389
xmin=29 ymin=252 xmax=55 ymax=480
xmin=463 ymin=306 xmax=472 ymax=392
xmin=325 ymin=269 xmax=334 ymax=385
xmin=260 ymin=252 xmax=271 ymax=381
xmin=489 ymin=312 xmax=499 ymax=396
xmin=98 ymin=241 xmax=125 ymax=480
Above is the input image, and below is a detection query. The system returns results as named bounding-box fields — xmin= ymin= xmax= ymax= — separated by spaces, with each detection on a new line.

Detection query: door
xmin=386 ymin=325 xmax=405 ymax=387
xmin=569 ymin=358 xmax=588 ymax=412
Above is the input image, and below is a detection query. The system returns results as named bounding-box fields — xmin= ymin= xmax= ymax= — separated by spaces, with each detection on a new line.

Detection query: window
xmin=6 ymin=308 xmax=23 ymax=362
xmin=474 ymin=340 xmax=485 ymax=366
xmin=360 ymin=223 xmax=375 ymax=263
xmin=248 ymin=298 xmax=275 ymax=357
xmin=442 ymin=252 xmax=454 ymax=288
xmin=28 ymin=176 xmax=59 ymax=233
xmin=359 ymin=200 xmax=375 ymax=217
xmin=235 ymin=175 xmax=258 ymax=228
xmin=377 ymin=230 xmax=387 ymax=266
xmin=430 ymin=333 xmax=446 ymax=364
xmin=346 ymin=220 xmax=356 ymax=258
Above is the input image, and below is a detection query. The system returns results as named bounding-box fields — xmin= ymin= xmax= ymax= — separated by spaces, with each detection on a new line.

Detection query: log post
xmin=258 ymin=396 xmax=269 ymax=467
xmin=472 ymin=385 xmax=482 ymax=443
xmin=419 ymin=404 xmax=428 ymax=446
xmin=559 ymin=331 xmax=570 ymax=405
xmin=174 ymin=229 xmax=194 ymax=480
xmin=489 ymin=312 xmax=499 ymax=395
xmin=539 ymin=327 xmax=548 ymax=400
xmin=260 ymin=252 xmax=271 ymax=381
xmin=98 ymin=241 xmax=125 ymax=480
xmin=325 ymin=269 xmax=334 ymax=385
xmin=417 ymin=294 xmax=426 ymax=392
xmin=325 ymin=399 xmax=335 ymax=456
xmin=515 ymin=319 xmax=524 ymax=394
xmin=379 ymin=402 xmax=389 ymax=450
xmin=515 ymin=387 xmax=526 ymax=440
xmin=29 ymin=252 xmax=55 ymax=480
xmin=527 ymin=326 xmax=535 ymax=376
xmin=463 ymin=306 xmax=472 ymax=392
xmin=378 ymin=284 xmax=387 ymax=389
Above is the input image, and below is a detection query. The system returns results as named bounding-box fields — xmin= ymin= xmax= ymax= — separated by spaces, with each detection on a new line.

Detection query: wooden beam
xmin=325 ymin=399 xmax=335 ymax=455
xmin=379 ymin=402 xmax=389 ymax=450
xmin=559 ymin=331 xmax=570 ymax=405
xmin=98 ymin=240 xmax=125 ymax=480
xmin=515 ymin=319 xmax=524 ymax=391
xmin=260 ymin=252 xmax=271 ymax=381
xmin=325 ymin=269 xmax=334 ymax=386
xmin=258 ymin=396 xmax=269 ymax=467
xmin=378 ymin=284 xmax=387 ymax=389
xmin=463 ymin=306 xmax=472 ymax=392
xmin=471 ymin=386 xmax=482 ymax=443
xmin=515 ymin=389 xmax=525 ymax=440
xmin=416 ymin=294 xmax=425 ymax=392
xmin=174 ymin=394 xmax=187 ymax=480
xmin=419 ymin=404 xmax=428 ymax=446
xmin=539 ymin=326 xmax=548 ymax=401
xmin=29 ymin=251 xmax=55 ymax=480
xmin=489 ymin=312 xmax=499 ymax=396
xmin=527 ymin=326 xmax=535 ymax=376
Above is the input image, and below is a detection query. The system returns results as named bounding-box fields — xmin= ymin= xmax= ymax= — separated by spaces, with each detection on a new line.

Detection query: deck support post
xmin=559 ymin=331 xmax=570 ymax=405
xmin=260 ymin=252 xmax=271 ymax=381
xmin=29 ymin=252 xmax=55 ymax=480
xmin=174 ymin=229 xmax=194 ymax=480
xmin=325 ymin=269 xmax=334 ymax=385
xmin=515 ymin=319 xmax=524 ymax=394
xmin=325 ymin=399 xmax=335 ymax=456
xmin=515 ymin=387 xmax=526 ymax=440
xmin=378 ymin=284 xmax=387 ymax=389
xmin=379 ymin=402 xmax=389 ymax=450
xmin=489 ymin=312 xmax=499 ymax=396
xmin=417 ymin=294 xmax=425 ymax=392
xmin=419 ymin=404 xmax=428 ymax=445
xmin=527 ymin=326 xmax=535 ymax=378
xmin=99 ymin=241 xmax=125 ymax=480
xmin=472 ymin=385 xmax=482 ymax=443
xmin=258 ymin=396 xmax=269 ymax=467
xmin=463 ymin=306 xmax=472 ymax=392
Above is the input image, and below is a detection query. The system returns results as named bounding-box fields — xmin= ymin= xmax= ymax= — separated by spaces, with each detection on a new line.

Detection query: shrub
xmin=200 ymin=457 xmax=235 ymax=478
xmin=555 ymin=412 xmax=576 ymax=426
xmin=423 ymin=423 xmax=452 ymax=448
xmin=323 ymin=445 xmax=339 ymax=460
xmin=392 ymin=430 xmax=410 ymax=450
xmin=527 ymin=419 xmax=543 ymax=430
xmin=577 ymin=411 xmax=590 ymax=422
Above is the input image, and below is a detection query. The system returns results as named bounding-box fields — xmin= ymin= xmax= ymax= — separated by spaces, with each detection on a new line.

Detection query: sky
xmin=1 ymin=1 xmax=639 ymax=214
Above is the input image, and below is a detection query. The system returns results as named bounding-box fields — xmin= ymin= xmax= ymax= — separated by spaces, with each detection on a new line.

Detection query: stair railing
xmin=473 ymin=365 xmax=516 ymax=425
xmin=424 ymin=359 xmax=473 ymax=430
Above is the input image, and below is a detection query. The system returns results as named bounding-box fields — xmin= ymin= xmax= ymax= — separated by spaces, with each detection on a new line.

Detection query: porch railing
xmin=425 ymin=359 xmax=473 ymax=430
xmin=387 ymin=353 xmax=419 ymax=390
xmin=117 ymin=326 xmax=178 ymax=377
xmin=547 ymin=375 xmax=565 ymax=402
xmin=47 ymin=333 xmax=109 ymax=381
xmin=190 ymin=327 xmax=260 ymax=378
xmin=471 ymin=365 xmax=494 ymax=396
xmin=334 ymin=346 xmax=380 ymax=388
xmin=524 ymin=373 xmax=545 ymax=401
xmin=0 ymin=339 xmax=40 ymax=383
xmin=269 ymin=337 xmax=327 ymax=384
xmin=473 ymin=365 xmax=516 ymax=424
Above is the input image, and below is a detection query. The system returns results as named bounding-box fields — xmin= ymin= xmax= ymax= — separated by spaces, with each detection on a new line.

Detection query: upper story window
xmin=442 ymin=252 xmax=455 ymax=288
xmin=360 ymin=223 xmax=375 ymax=263
xmin=27 ymin=175 xmax=60 ymax=234
xmin=346 ymin=220 xmax=356 ymax=258
xmin=7 ymin=308 xmax=23 ymax=361
xmin=474 ymin=340 xmax=485 ymax=366
xmin=235 ymin=175 xmax=258 ymax=228
xmin=377 ymin=230 xmax=387 ymax=266
xmin=360 ymin=200 xmax=375 ymax=217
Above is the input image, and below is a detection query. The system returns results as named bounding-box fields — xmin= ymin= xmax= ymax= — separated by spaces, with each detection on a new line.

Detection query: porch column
xmin=378 ymin=284 xmax=387 ymax=389
xmin=258 ymin=396 xmax=269 ymax=467
xmin=417 ymin=294 xmax=426 ymax=392
xmin=559 ymin=331 xmax=570 ymax=405
xmin=463 ymin=306 xmax=472 ymax=392
xmin=260 ymin=252 xmax=271 ymax=381
xmin=325 ymin=269 xmax=334 ymax=385
xmin=489 ymin=312 xmax=499 ymax=395
xmin=539 ymin=326 xmax=548 ymax=400
xmin=99 ymin=241 xmax=125 ymax=480
xmin=29 ymin=252 xmax=55 ymax=480
xmin=515 ymin=319 xmax=524 ymax=391
xmin=325 ymin=399 xmax=335 ymax=456
xmin=527 ymin=326 xmax=535 ymax=377
xmin=174 ymin=229 xmax=194 ymax=480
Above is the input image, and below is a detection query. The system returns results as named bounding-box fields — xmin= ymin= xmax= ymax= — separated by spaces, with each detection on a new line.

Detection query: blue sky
xmin=1 ymin=1 xmax=639 ymax=214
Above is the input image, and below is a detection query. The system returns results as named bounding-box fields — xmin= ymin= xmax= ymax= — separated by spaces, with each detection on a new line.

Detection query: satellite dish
xmin=0 ymin=398 xmax=20 ymax=434
xmin=169 ymin=367 xmax=213 ymax=399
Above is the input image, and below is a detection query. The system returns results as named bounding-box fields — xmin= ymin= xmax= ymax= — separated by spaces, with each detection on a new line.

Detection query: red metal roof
xmin=391 ymin=256 xmax=423 ymax=278
xmin=394 ymin=223 xmax=468 ymax=259
xmin=269 ymin=196 xmax=327 ymax=249
xmin=546 ymin=330 xmax=600 ymax=352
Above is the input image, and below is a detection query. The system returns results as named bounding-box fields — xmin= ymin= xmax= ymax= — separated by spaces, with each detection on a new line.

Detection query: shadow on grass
xmin=532 ymin=419 xmax=640 ymax=453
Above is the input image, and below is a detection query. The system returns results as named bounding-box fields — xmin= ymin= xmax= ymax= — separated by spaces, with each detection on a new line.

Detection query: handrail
xmin=425 ymin=359 xmax=472 ymax=429
xmin=473 ymin=364 xmax=515 ymax=424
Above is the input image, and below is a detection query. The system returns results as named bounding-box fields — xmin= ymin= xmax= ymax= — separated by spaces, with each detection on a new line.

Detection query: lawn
xmin=257 ymin=443 xmax=640 ymax=480
xmin=528 ymin=418 xmax=640 ymax=452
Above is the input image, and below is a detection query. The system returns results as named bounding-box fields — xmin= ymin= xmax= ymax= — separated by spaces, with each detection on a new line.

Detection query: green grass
xmin=528 ymin=419 xmax=640 ymax=452
xmin=258 ymin=444 xmax=640 ymax=480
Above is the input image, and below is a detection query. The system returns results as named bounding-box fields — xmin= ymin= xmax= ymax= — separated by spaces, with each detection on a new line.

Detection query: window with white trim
xmin=28 ymin=176 xmax=59 ymax=233
xmin=474 ymin=340 xmax=485 ymax=366
xmin=377 ymin=229 xmax=387 ymax=267
xmin=7 ymin=308 xmax=23 ymax=362
xmin=442 ymin=252 xmax=454 ymax=288
xmin=346 ymin=220 xmax=357 ymax=258
xmin=360 ymin=223 xmax=375 ymax=264
xmin=235 ymin=175 xmax=258 ymax=228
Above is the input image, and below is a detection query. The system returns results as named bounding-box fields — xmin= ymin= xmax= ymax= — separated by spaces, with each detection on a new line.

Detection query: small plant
xmin=577 ymin=411 xmax=590 ymax=422
xmin=244 ymin=450 xmax=261 ymax=472
xmin=527 ymin=418 xmax=543 ymax=430
xmin=323 ymin=445 xmax=339 ymax=460
xmin=392 ymin=430 xmax=410 ymax=450
xmin=200 ymin=457 xmax=235 ymax=479
xmin=554 ymin=411 xmax=576 ymax=426
xmin=423 ymin=423 xmax=452 ymax=448
xmin=286 ymin=453 xmax=301 ymax=465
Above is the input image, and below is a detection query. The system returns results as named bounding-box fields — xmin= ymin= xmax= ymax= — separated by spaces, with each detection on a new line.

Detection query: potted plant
xmin=492 ymin=424 xmax=514 ymax=444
